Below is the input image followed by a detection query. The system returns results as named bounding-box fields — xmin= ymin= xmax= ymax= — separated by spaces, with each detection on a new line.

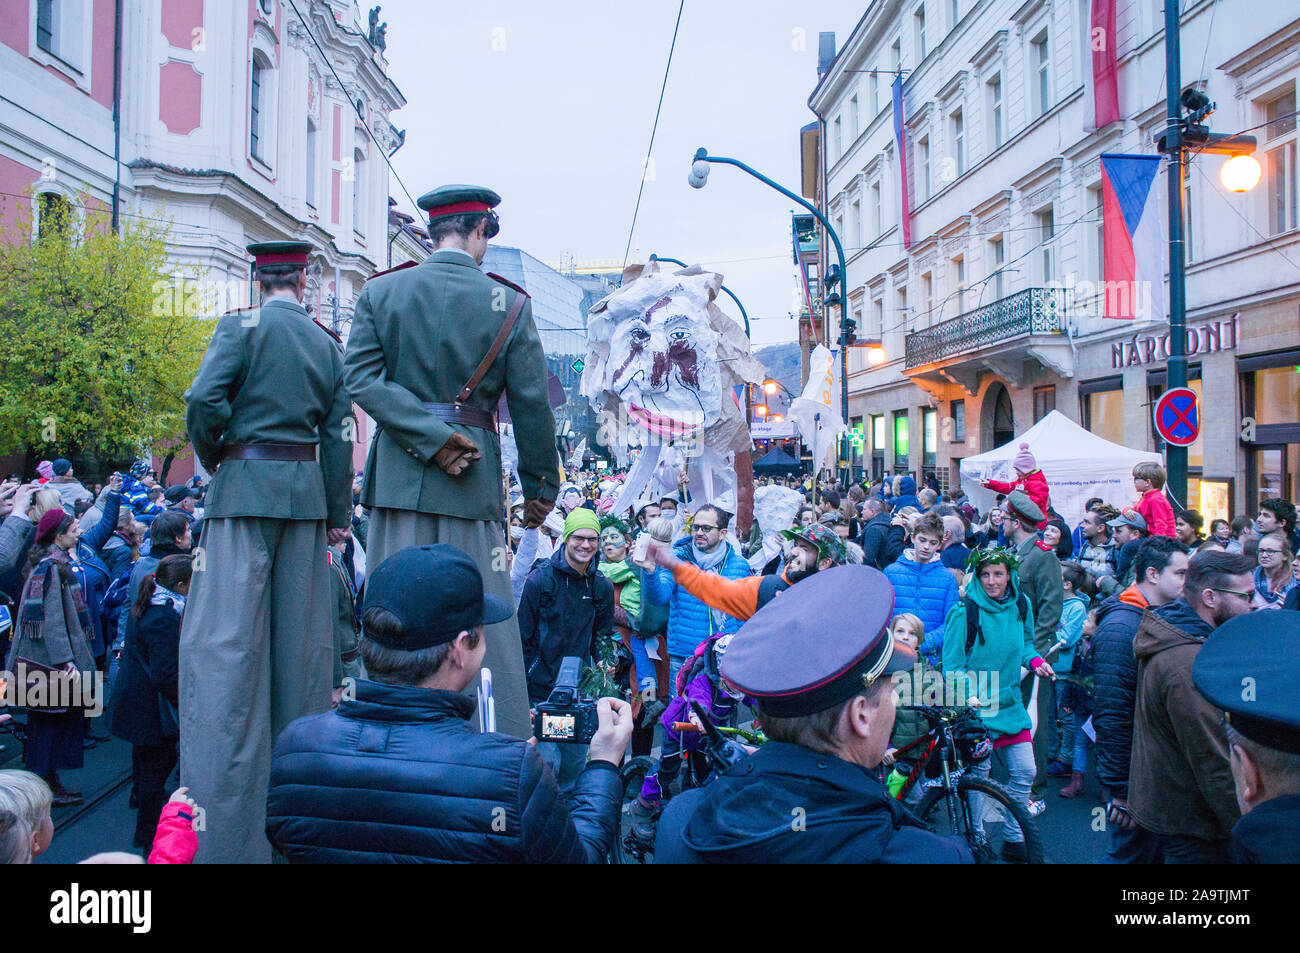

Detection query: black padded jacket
xmin=266 ymin=680 xmax=621 ymax=863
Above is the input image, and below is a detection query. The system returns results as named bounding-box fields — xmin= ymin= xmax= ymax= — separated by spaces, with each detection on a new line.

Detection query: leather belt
xmin=223 ymin=443 xmax=317 ymax=462
xmin=423 ymin=402 xmax=496 ymax=431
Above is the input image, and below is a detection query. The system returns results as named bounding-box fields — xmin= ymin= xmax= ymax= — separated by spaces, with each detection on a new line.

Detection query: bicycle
xmin=612 ymin=703 xmax=759 ymax=864
xmin=888 ymin=705 xmax=1043 ymax=864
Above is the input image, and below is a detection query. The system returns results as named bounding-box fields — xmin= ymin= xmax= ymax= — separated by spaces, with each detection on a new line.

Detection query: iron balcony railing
xmin=904 ymin=287 xmax=1066 ymax=369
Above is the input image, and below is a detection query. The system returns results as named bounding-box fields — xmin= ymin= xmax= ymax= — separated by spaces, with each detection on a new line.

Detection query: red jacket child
xmin=983 ymin=443 xmax=1051 ymax=528
xmin=1133 ymin=486 xmax=1177 ymax=537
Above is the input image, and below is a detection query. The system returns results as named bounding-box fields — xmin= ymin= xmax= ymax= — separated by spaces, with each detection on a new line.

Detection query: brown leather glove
xmin=522 ymin=497 xmax=554 ymax=529
xmin=432 ymin=432 xmax=481 ymax=476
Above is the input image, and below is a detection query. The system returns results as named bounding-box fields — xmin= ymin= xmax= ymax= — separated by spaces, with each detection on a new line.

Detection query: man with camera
xmin=654 ymin=565 xmax=973 ymax=864
xmin=265 ymin=544 xmax=630 ymax=863
xmin=519 ymin=508 xmax=616 ymax=801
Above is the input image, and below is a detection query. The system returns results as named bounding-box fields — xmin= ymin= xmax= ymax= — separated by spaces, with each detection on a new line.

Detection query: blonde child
xmin=884 ymin=614 xmax=930 ymax=769
xmin=0 ymin=770 xmax=53 ymax=863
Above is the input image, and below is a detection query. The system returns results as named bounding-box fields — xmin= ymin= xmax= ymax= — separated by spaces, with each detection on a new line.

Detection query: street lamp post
xmin=689 ymin=147 xmax=852 ymax=487
xmin=1155 ymin=10 xmax=1259 ymax=509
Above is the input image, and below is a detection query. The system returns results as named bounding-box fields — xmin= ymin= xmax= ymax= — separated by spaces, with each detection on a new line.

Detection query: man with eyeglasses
xmin=642 ymin=504 xmax=752 ymax=691
xmin=519 ymin=508 xmax=615 ymax=801
xmin=1129 ymin=550 xmax=1256 ymax=863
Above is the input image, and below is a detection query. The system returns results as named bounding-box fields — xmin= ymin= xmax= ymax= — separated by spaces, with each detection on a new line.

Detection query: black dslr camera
xmin=532 ymin=657 xmax=599 ymax=744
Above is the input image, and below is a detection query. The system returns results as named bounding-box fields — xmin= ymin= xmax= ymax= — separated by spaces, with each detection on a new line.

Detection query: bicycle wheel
xmin=914 ymin=775 xmax=1044 ymax=864
xmin=611 ymin=756 xmax=655 ymax=864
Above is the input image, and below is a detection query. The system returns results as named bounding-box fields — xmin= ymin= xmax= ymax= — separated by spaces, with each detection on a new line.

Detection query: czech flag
xmin=1100 ymin=154 xmax=1165 ymax=321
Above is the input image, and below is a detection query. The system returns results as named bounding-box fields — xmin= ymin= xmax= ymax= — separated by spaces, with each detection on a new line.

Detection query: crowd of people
xmin=2 ymin=198 xmax=1297 ymax=866
xmin=2 ymin=431 xmax=1299 ymax=866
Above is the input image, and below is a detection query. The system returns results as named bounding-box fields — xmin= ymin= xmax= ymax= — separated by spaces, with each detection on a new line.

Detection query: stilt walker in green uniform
xmin=179 ymin=241 xmax=353 ymax=863
xmin=344 ymin=186 xmax=558 ymax=739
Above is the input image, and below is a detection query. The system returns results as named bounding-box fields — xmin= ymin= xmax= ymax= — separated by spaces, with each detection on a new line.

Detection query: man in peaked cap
xmin=1192 ymin=612 xmax=1300 ymax=864
xmin=653 ymin=565 xmax=973 ymax=864
xmin=343 ymin=186 xmax=558 ymax=739
xmin=180 ymin=239 xmax=353 ymax=863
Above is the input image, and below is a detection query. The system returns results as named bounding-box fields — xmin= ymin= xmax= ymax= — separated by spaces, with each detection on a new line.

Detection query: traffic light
xmin=842 ymin=315 xmax=858 ymax=346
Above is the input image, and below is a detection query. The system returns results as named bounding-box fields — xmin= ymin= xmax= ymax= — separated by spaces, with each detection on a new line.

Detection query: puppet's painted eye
xmin=630 ymin=326 xmax=650 ymax=345
xmin=668 ymin=329 xmax=690 ymax=343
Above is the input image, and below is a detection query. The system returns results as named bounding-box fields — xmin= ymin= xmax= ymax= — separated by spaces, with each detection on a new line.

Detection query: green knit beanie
xmin=563 ymin=507 xmax=601 ymax=541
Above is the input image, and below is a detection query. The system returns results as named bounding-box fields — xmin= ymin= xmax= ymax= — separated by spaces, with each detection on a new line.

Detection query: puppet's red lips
xmin=629 ymin=403 xmax=703 ymax=437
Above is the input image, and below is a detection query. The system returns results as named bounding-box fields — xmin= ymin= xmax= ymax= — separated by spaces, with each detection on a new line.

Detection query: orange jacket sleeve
xmin=670 ymin=561 xmax=763 ymax=621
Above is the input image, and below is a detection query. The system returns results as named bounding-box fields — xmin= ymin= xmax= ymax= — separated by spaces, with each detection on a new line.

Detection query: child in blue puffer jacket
xmin=883 ymin=512 xmax=959 ymax=667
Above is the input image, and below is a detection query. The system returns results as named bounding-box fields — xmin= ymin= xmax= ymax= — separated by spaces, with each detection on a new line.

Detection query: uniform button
xmin=817 ymin=760 xmax=827 ymax=769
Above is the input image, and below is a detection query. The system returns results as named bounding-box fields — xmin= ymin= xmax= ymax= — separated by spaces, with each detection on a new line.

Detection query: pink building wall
xmin=0 ymin=0 xmax=28 ymax=53
xmin=0 ymin=154 xmax=38 ymax=241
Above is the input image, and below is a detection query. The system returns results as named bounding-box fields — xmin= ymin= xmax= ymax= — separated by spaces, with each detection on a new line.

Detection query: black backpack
xmin=963 ymin=592 xmax=1029 ymax=654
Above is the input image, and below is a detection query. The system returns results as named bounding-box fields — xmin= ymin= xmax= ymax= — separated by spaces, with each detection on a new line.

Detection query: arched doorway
xmin=988 ymin=382 xmax=1015 ymax=449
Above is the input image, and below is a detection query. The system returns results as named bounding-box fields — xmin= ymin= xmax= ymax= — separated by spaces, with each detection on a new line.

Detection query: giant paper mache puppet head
xmin=581 ymin=261 xmax=763 ymax=456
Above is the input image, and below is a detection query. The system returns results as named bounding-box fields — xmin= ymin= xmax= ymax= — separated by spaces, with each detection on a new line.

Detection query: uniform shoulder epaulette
xmin=221 ymin=307 xmax=255 ymax=319
xmin=486 ymin=272 xmax=530 ymax=298
xmin=313 ymin=319 xmax=344 ymax=345
xmin=364 ymin=259 xmax=419 ymax=283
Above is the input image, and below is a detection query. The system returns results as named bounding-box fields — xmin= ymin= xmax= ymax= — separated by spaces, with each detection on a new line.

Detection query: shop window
xmin=923 ymin=407 xmax=937 ymax=466
xmin=894 ymin=411 xmax=910 ymax=468
xmin=1253 ymin=366 xmax=1300 ymax=425
xmin=1081 ymin=384 xmax=1124 ymax=446
xmin=950 ymin=399 xmax=965 ymax=442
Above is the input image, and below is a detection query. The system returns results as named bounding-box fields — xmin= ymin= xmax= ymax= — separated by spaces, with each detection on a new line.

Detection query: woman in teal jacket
xmin=943 ymin=547 xmax=1055 ymax=859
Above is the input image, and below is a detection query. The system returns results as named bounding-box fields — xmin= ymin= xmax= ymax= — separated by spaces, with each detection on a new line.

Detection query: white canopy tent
xmin=959 ymin=410 xmax=1162 ymax=527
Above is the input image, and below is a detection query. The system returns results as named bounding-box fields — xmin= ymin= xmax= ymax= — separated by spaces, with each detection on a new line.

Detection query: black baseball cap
xmin=363 ymin=544 xmax=513 ymax=650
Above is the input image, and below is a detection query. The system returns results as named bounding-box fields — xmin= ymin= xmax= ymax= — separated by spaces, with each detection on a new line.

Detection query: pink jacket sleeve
xmin=148 ymin=801 xmax=197 ymax=864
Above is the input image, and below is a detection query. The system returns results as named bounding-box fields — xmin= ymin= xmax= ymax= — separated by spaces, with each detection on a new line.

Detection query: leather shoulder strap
xmin=456 ymin=291 xmax=526 ymax=405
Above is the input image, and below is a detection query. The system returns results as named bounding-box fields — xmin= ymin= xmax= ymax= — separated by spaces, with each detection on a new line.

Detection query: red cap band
xmin=427 ymin=200 xmax=492 ymax=219
xmin=254 ymin=251 xmax=309 ymax=265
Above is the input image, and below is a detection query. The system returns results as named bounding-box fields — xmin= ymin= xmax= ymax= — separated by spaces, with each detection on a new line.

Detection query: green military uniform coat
xmin=344 ymin=248 xmax=558 ymax=517
xmin=344 ymin=248 xmax=559 ymax=739
xmin=180 ymin=294 xmax=353 ymax=864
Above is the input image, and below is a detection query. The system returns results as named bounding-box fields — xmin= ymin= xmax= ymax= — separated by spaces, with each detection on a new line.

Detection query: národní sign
xmin=1110 ymin=314 xmax=1238 ymax=369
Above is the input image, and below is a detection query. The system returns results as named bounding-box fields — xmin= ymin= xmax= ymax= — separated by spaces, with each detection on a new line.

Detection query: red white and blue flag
xmin=1100 ymin=153 xmax=1164 ymax=321
xmin=891 ymin=73 xmax=911 ymax=250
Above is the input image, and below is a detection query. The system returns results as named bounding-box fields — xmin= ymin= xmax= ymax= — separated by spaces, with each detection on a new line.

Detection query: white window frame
xmin=248 ymin=33 xmax=278 ymax=174
xmin=305 ymin=119 xmax=319 ymax=210
xmin=986 ymin=73 xmax=1003 ymax=151
xmin=870 ymin=180 xmax=882 ymax=238
xmin=918 ymin=135 xmax=931 ymax=201
xmin=1031 ymin=28 xmax=1052 ymax=119
xmin=353 ymin=147 xmax=366 ymax=239
xmin=915 ymin=4 xmax=927 ymax=62
xmin=1261 ymin=87 xmax=1298 ymax=237
xmin=988 ymin=236 xmax=1005 ymax=302
xmin=29 ymin=0 xmax=93 ymax=94
xmin=32 ymin=186 xmax=81 ymax=243
xmin=849 ymin=93 xmax=859 ymax=141
xmin=951 ymin=107 xmax=965 ymax=176
xmin=1037 ymin=206 xmax=1055 ymax=282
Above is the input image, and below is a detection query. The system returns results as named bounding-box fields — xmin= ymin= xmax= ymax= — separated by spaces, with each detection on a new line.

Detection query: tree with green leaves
xmin=0 ymin=192 xmax=208 ymax=466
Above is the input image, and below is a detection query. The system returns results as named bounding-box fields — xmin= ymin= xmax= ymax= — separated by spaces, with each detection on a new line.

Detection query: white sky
xmin=379 ymin=0 xmax=866 ymax=347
